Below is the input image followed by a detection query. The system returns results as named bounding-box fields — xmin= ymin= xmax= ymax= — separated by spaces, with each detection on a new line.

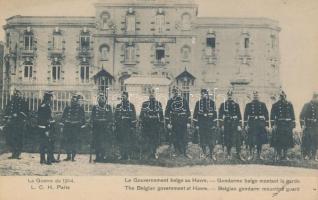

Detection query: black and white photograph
xmin=0 ymin=0 xmax=317 ymax=183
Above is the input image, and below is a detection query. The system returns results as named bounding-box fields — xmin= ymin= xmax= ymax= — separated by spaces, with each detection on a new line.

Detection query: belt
xmin=65 ymin=121 xmax=81 ymax=124
xmin=307 ymin=119 xmax=317 ymax=122
xmin=225 ymin=115 xmax=238 ymax=119
xmin=94 ymin=119 xmax=110 ymax=122
xmin=278 ymin=118 xmax=292 ymax=121
xmin=249 ymin=116 xmax=265 ymax=120
xmin=121 ymin=116 xmax=131 ymax=119
xmin=199 ymin=113 xmax=214 ymax=117
xmin=147 ymin=116 xmax=159 ymax=119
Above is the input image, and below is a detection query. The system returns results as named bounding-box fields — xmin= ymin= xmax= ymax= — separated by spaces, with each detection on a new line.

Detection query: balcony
xmin=21 ymin=48 xmax=36 ymax=57
xmin=48 ymin=48 xmax=64 ymax=58
xmin=77 ymin=47 xmax=93 ymax=59
xmin=153 ymin=58 xmax=167 ymax=67
xmin=123 ymin=59 xmax=137 ymax=65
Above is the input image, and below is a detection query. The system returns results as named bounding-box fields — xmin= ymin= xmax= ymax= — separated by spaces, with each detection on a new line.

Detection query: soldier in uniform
xmin=193 ymin=89 xmax=218 ymax=160
xmin=114 ymin=91 xmax=137 ymax=160
xmin=270 ymin=91 xmax=296 ymax=160
xmin=218 ymin=90 xmax=243 ymax=160
xmin=37 ymin=91 xmax=58 ymax=164
xmin=61 ymin=93 xmax=86 ymax=161
xmin=4 ymin=89 xmax=29 ymax=159
xmin=139 ymin=88 xmax=164 ymax=159
xmin=90 ymin=93 xmax=114 ymax=162
xmin=300 ymin=91 xmax=318 ymax=161
xmin=244 ymin=91 xmax=270 ymax=160
xmin=165 ymin=87 xmax=191 ymax=158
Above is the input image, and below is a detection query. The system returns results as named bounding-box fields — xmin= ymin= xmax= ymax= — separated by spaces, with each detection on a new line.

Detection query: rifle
xmin=57 ymin=122 xmax=64 ymax=161
xmin=88 ymin=123 xmax=94 ymax=163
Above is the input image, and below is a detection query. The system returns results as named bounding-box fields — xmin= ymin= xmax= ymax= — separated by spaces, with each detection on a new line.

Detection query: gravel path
xmin=0 ymin=153 xmax=317 ymax=176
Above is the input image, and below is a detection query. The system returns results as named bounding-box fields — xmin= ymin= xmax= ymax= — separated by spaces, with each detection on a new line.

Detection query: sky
xmin=0 ymin=0 xmax=317 ymax=116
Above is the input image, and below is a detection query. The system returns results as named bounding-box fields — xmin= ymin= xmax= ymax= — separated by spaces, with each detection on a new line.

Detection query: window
xmin=206 ymin=37 xmax=215 ymax=48
xmin=181 ymin=45 xmax=191 ymax=60
xmin=125 ymin=43 xmax=136 ymax=63
xmin=181 ymin=13 xmax=191 ymax=30
xmin=156 ymin=9 xmax=165 ymax=33
xmin=271 ymin=35 xmax=276 ymax=49
xmin=100 ymin=12 xmax=110 ymax=29
xmin=244 ymin=37 xmax=250 ymax=49
xmin=80 ymin=33 xmax=90 ymax=50
xmin=23 ymin=61 xmax=33 ymax=79
xmin=24 ymin=32 xmax=33 ymax=50
xmin=126 ymin=8 xmax=136 ymax=33
xmin=80 ymin=65 xmax=90 ymax=83
xmin=100 ymin=44 xmax=109 ymax=60
xmin=6 ymin=32 xmax=10 ymax=48
xmin=52 ymin=63 xmax=61 ymax=81
xmin=156 ymin=49 xmax=165 ymax=62
xmin=53 ymin=32 xmax=62 ymax=50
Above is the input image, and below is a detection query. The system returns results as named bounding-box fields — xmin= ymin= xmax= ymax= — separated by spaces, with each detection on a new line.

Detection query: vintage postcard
xmin=0 ymin=0 xmax=317 ymax=199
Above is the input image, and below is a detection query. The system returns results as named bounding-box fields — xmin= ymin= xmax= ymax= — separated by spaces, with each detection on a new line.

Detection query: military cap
xmin=43 ymin=91 xmax=53 ymax=98
xmin=201 ymin=88 xmax=208 ymax=94
xmin=227 ymin=88 xmax=233 ymax=96
xmin=279 ymin=90 xmax=287 ymax=98
xmin=97 ymin=92 xmax=106 ymax=100
xmin=122 ymin=91 xmax=129 ymax=97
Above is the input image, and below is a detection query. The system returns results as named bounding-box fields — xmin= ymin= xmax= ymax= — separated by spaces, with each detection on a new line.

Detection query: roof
xmin=175 ymin=69 xmax=196 ymax=80
xmin=93 ymin=69 xmax=114 ymax=80
xmin=195 ymin=17 xmax=280 ymax=30
xmin=124 ymin=76 xmax=171 ymax=85
xmin=95 ymin=0 xmax=197 ymax=7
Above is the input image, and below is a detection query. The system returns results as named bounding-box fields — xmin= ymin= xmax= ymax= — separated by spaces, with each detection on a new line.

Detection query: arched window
xmin=23 ymin=60 xmax=33 ymax=79
xmin=99 ymin=44 xmax=110 ymax=60
xmin=100 ymin=12 xmax=110 ymax=29
xmin=181 ymin=13 xmax=191 ymax=30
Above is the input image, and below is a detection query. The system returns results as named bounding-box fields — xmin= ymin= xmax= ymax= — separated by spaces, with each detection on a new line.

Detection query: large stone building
xmin=2 ymin=0 xmax=281 ymax=113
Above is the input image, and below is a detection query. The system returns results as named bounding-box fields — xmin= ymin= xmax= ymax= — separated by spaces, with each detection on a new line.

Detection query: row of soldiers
xmin=2 ymin=88 xmax=318 ymax=164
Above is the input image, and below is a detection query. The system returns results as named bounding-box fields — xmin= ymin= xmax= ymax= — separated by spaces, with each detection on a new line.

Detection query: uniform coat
xmin=244 ymin=100 xmax=269 ymax=146
xmin=270 ymin=99 xmax=295 ymax=149
xmin=165 ymin=96 xmax=191 ymax=155
xmin=218 ymin=99 xmax=242 ymax=149
xmin=193 ymin=98 xmax=218 ymax=147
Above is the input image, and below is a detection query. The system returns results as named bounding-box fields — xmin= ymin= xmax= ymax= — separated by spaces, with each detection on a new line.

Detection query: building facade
xmin=2 ymin=0 xmax=281 ymax=113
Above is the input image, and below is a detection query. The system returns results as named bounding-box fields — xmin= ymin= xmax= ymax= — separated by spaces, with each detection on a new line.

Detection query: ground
xmin=0 ymin=144 xmax=318 ymax=176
